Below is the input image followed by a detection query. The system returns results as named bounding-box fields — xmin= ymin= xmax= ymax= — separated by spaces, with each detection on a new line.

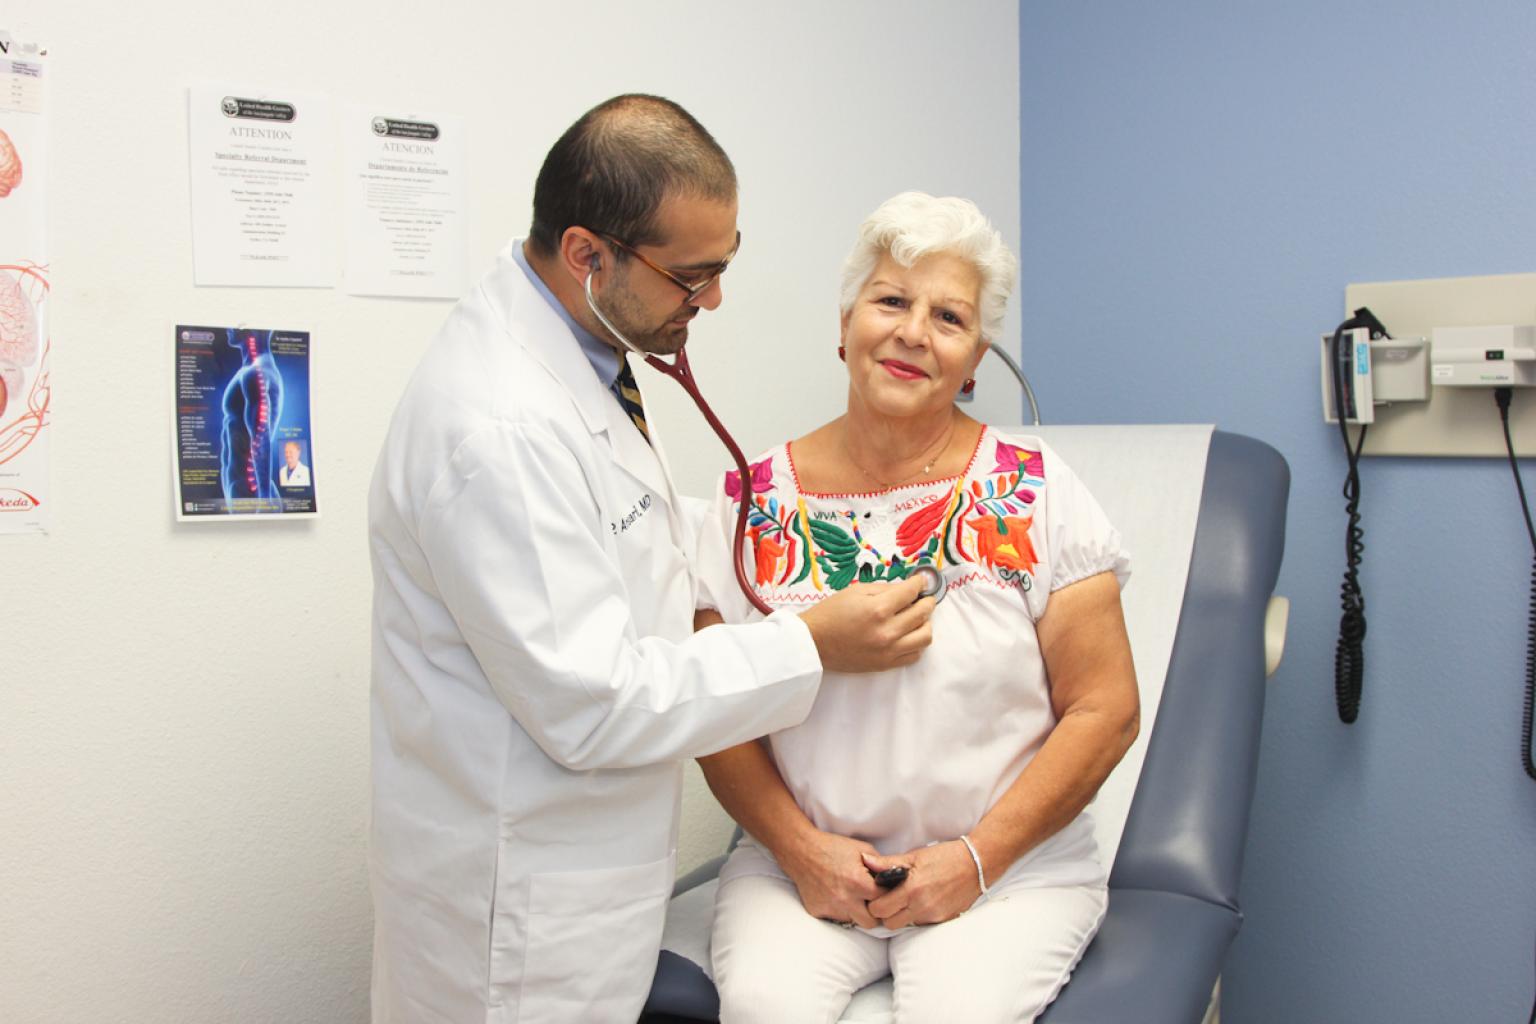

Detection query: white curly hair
xmin=838 ymin=191 xmax=1018 ymax=342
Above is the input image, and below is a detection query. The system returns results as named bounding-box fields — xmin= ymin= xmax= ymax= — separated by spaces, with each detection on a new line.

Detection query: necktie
xmin=613 ymin=356 xmax=649 ymax=441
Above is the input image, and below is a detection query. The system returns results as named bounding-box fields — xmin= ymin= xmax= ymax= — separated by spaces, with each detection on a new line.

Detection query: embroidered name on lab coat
xmin=611 ymin=493 xmax=653 ymax=535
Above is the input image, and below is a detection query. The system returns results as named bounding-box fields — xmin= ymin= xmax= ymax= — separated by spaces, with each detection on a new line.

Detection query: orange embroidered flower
xmin=968 ymin=515 xmax=1038 ymax=573
xmin=751 ymin=526 xmax=787 ymax=585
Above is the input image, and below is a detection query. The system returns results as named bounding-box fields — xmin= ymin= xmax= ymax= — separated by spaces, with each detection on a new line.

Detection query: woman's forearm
xmin=967 ymin=699 xmax=1138 ymax=884
xmin=698 ymin=741 xmax=819 ymax=868
xmin=968 ymin=570 xmax=1140 ymax=885
xmin=694 ymin=605 xmax=821 ymax=866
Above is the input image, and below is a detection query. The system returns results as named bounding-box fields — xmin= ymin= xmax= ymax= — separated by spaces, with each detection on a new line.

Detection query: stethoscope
xmin=584 ymin=260 xmax=950 ymax=615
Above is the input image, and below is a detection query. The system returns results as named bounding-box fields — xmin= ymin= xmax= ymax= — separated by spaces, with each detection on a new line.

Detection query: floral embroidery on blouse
xmin=727 ymin=434 xmax=1049 ymax=597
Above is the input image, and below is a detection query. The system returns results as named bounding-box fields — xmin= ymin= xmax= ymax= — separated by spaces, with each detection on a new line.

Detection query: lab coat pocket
xmin=504 ymin=852 xmax=676 ymax=1023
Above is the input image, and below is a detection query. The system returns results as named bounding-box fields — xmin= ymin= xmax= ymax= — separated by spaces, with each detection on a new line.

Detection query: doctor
xmin=368 ymin=94 xmax=935 ymax=1023
xmin=279 ymin=441 xmax=310 ymax=487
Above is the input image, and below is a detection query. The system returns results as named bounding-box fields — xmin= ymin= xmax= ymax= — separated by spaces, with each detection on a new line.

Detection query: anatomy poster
xmin=343 ymin=107 xmax=465 ymax=298
xmin=0 ymin=31 xmax=50 ymax=535
xmin=174 ymin=324 xmax=318 ymax=520
xmin=187 ymin=83 xmax=338 ymax=287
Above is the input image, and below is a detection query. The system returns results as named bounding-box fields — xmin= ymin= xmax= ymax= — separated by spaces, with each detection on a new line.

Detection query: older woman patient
xmin=692 ymin=192 xmax=1140 ymax=1023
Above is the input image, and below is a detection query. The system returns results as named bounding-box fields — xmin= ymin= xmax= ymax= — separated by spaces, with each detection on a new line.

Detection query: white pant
xmin=711 ymin=873 xmax=1107 ymax=1024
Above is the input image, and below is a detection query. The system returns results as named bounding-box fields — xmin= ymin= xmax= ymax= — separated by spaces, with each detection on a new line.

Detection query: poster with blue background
xmin=174 ymin=324 xmax=317 ymax=519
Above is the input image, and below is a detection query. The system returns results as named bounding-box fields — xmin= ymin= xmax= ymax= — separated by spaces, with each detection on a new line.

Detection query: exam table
xmin=645 ymin=426 xmax=1291 ymax=1024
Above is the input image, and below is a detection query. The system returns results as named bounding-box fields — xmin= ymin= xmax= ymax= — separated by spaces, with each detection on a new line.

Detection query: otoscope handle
xmin=645 ymin=351 xmax=774 ymax=617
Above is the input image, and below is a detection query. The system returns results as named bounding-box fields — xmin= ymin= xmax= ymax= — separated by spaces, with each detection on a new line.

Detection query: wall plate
xmin=1344 ymin=272 xmax=1536 ymax=457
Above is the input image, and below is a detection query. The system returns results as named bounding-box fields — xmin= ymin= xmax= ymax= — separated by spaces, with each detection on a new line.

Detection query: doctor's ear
xmin=557 ymin=228 xmax=605 ymax=283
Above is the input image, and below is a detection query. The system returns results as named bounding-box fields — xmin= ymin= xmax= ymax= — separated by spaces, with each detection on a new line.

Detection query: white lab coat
xmin=367 ymin=242 xmax=823 ymax=1024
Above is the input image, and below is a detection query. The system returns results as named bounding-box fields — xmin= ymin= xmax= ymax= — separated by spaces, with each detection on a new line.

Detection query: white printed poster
xmin=187 ymin=83 xmax=338 ymax=287
xmin=0 ymin=30 xmax=49 ymax=534
xmin=343 ymin=107 xmax=465 ymax=297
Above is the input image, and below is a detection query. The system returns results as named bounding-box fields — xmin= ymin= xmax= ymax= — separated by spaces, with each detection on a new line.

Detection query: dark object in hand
xmin=872 ymin=866 xmax=908 ymax=888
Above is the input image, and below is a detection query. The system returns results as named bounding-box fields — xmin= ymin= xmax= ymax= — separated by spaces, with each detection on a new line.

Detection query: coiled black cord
xmin=1491 ymin=388 xmax=1536 ymax=1024
xmin=1523 ymin=559 xmax=1535 ymax=784
xmin=1493 ymin=387 xmax=1535 ymax=780
xmin=1329 ymin=319 xmax=1372 ymax=722
xmin=1335 ymin=419 xmax=1368 ymax=723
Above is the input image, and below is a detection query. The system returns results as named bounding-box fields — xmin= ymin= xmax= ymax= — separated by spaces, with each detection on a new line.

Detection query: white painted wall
xmin=0 ymin=2 xmax=1019 ymax=1020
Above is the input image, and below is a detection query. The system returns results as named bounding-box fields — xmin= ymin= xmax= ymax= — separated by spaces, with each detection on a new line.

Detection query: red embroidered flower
xmin=725 ymin=458 xmax=775 ymax=501
xmin=991 ymin=441 xmax=1043 ymax=478
xmin=969 ymin=515 xmax=1038 ymax=573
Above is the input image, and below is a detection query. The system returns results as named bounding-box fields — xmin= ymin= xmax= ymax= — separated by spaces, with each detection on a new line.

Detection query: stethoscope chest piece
xmin=911 ymin=564 xmax=947 ymax=605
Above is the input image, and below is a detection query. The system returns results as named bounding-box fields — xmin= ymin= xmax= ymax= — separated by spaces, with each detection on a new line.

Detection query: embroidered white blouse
xmin=695 ymin=427 xmax=1131 ymax=910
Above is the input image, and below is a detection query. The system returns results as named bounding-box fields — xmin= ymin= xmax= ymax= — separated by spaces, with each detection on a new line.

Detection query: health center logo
xmin=0 ymin=487 xmax=40 ymax=511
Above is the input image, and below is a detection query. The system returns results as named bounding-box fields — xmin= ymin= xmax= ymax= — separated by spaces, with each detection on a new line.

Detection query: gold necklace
xmin=846 ymin=415 xmax=958 ymax=490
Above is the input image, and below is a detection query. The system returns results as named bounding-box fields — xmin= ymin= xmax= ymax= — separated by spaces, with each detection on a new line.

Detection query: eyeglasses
xmin=595 ymin=230 xmax=741 ymax=301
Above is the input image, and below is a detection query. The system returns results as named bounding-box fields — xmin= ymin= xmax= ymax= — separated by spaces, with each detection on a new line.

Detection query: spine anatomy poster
xmin=0 ymin=30 xmax=49 ymax=535
xmin=174 ymin=324 xmax=319 ymax=520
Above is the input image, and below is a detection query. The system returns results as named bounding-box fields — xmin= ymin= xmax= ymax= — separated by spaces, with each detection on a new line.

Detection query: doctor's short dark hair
xmin=527 ymin=94 xmax=736 ymax=259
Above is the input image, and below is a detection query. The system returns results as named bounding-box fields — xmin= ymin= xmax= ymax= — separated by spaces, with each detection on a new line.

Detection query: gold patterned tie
xmin=613 ymin=356 xmax=649 ymax=441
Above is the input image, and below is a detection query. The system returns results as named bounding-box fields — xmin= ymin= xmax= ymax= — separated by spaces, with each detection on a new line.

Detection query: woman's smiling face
xmin=840 ymin=250 xmax=987 ymax=420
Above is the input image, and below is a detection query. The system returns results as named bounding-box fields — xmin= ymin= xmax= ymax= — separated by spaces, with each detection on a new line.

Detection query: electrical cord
xmin=1491 ymin=388 xmax=1536 ymax=1024
xmin=1328 ymin=314 xmax=1379 ymax=723
xmin=1493 ymin=387 xmax=1536 ymax=781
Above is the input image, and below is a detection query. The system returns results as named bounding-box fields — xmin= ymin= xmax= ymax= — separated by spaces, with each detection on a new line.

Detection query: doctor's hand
xmin=863 ymin=843 xmax=980 ymax=929
xmin=799 ymin=577 xmax=935 ymax=673
xmin=779 ymin=830 xmax=885 ymax=929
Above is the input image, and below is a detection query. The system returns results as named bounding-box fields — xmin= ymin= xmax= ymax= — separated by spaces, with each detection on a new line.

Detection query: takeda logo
xmin=0 ymin=487 xmax=40 ymax=510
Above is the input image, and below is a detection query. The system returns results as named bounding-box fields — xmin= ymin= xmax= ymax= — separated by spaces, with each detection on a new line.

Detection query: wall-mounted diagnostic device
xmin=1320 ymin=329 xmax=1429 ymax=424
xmin=1316 ymin=279 xmax=1536 ymax=787
xmin=1430 ymin=324 xmax=1536 ymax=388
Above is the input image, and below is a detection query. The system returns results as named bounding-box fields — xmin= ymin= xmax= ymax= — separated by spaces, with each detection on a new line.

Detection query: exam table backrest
xmin=1107 ymin=428 xmax=1286 ymax=906
xmin=1037 ymin=427 xmax=1289 ymax=1024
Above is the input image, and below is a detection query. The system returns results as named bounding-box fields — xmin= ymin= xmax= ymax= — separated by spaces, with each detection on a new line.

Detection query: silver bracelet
xmin=959 ymin=834 xmax=990 ymax=896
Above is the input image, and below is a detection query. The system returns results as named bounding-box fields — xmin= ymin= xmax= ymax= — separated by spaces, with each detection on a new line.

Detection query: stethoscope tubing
xmin=585 ymin=271 xmax=774 ymax=616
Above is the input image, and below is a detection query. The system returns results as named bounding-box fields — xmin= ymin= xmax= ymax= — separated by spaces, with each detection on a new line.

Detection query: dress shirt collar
xmin=511 ymin=239 xmax=621 ymax=391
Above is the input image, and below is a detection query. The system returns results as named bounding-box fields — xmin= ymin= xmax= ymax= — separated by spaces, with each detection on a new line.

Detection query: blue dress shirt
xmin=511 ymin=240 xmax=621 ymax=392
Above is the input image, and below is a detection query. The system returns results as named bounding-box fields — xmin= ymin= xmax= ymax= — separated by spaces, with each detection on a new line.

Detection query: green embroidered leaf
xmin=858 ymin=564 xmax=875 ymax=583
xmin=809 ymin=519 xmax=859 ymax=557
xmin=826 ymin=564 xmax=858 ymax=590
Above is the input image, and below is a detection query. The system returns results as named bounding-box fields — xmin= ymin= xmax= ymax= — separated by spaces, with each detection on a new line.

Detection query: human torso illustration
xmin=219 ymin=330 xmax=284 ymax=503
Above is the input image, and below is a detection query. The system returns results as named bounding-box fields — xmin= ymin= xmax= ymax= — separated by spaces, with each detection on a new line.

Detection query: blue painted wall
xmin=1019 ymin=3 xmax=1536 ymax=1021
